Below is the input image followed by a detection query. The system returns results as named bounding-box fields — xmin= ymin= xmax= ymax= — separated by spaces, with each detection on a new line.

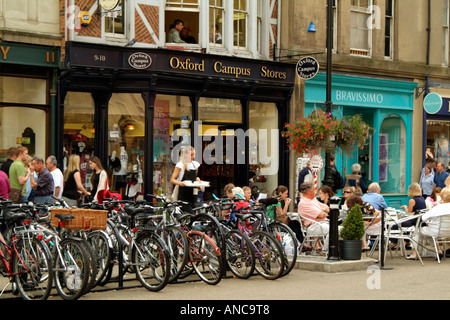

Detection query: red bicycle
xmin=0 ymin=203 xmax=53 ymax=300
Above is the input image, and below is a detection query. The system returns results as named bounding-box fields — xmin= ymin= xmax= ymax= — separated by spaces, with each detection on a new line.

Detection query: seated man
xmin=298 ymin=182 xmax=330 ymax=253
xmin=362 ymin=182 xmax=387 ymax=211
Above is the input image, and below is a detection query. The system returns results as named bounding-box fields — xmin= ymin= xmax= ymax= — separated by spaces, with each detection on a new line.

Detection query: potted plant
xmin=339 ymin=203 xmax=365 ymax=260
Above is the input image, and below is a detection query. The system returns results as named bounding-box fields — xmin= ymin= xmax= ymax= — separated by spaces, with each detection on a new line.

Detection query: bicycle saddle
xmin=55 ymin=214 xmax=74 ymax=222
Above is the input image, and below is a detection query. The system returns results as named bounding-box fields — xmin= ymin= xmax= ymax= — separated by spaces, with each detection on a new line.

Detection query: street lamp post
xmin=325 ymin=0 xmax=340 ymax=261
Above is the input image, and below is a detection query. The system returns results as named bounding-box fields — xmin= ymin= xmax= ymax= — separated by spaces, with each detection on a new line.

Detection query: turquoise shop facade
xmin=304 ymin=73 xmax=418 ymax=208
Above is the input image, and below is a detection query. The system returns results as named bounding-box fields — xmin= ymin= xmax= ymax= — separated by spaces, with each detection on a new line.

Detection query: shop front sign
xmin=424 ymin=93 xmax=443 ymax=115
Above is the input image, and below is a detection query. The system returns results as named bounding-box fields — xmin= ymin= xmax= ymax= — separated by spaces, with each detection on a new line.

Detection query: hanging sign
xmin=310 ymin=154 xmax=323 ymax=173
xmin=296 ymin=56 xmax=319 ymax=80
xmin=424 ymin=92 xmax=443 ymax=115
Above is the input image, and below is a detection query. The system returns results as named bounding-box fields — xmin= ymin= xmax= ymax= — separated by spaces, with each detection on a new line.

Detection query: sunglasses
xmin=344 ymin=191 xmax=352 ymax=194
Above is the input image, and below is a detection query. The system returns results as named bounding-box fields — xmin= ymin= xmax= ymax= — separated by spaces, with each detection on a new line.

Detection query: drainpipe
xmin=423 ymin=0 xmax=431 ymax=167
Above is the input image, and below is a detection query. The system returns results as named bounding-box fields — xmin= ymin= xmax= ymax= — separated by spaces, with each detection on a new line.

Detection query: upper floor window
xmin=234 ymin=0 xmax=248 ymax=49
xmin=443 ymin=0 xmax=449 ymax=66
xmin=350 ymin=0 xmax=372 ymax=56
xmin=333 ymin=0 xmax=338 ymax=52
xmin=105 ymin=0 xmax=125 ymax=35
xmin=166 ymin=0 xmax=199 ymax=44
xmin=209 ymin=0 xmax=224 ymax=46
xmin=385 ymin=0 xmax=394 ymax=59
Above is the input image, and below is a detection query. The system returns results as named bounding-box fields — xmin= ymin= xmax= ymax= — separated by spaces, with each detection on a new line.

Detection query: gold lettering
xmin=170 ymin=57 xmax=204 ymax=72
xmin=214 ymin=61 xmax=250 ymax=78
xmin=0 ymin=46 xmax=10 ymax=60
xmin=261 ymin=66 xmax=287 ymax=80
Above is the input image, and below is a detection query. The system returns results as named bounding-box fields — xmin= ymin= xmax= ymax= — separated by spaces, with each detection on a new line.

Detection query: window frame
xmin=384 ymin=0 xmax=394 ymax=60
xmin=350 ymin=0 xmax=373 ymax=57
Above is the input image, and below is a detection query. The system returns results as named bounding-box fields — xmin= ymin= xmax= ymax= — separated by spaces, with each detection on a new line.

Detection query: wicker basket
xmin=51 ymin=208 xmax=108 ymax=230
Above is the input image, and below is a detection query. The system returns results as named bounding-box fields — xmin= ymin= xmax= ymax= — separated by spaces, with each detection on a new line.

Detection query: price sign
xmin=310 ymin=154 xmax=323 ymax=173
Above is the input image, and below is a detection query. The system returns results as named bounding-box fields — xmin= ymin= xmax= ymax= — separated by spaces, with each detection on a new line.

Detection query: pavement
xmin=2 ymin=249 xmax=450 ymax=302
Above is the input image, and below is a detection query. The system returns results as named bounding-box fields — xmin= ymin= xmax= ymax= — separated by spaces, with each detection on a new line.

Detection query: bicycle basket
xmin=51 ymin=208 xmax=108 ymax=230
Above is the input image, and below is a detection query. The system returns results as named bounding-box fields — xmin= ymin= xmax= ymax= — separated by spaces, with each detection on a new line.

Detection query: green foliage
xmin=340 ymin=204 xmax=365 ymax=241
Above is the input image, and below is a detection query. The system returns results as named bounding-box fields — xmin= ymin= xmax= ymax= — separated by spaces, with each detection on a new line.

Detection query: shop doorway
xmin=199 ymin=124 xmax=248 ymax=201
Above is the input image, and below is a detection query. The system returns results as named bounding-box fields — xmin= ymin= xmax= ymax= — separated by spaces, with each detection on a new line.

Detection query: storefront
xmin=304 ymin=73 xmax=418 ymax=207
xmin=424 ymin=93 xmax=450 ymax=168
xmin=57 ymin=42 xmax=295 ymax=200
xmin=0 ymin=42 xmax=60 ymax=165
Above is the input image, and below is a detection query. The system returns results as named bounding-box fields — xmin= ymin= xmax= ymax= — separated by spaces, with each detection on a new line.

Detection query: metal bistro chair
xmin=418 ymin=214 xmax=450 ymax=264
xmin=385 ymin=212 xmax=425 ymax=266
xmin=299 ymin=215 xmax=328 ymax=256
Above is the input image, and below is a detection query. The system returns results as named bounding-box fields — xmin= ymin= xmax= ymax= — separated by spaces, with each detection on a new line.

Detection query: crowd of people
xmin=0 ymin=146 xmax=107 ymax=206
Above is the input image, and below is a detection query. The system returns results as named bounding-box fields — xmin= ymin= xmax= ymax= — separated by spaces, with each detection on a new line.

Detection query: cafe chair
xmin=299 ymin=215 xmax=328 ymax=256
xmin=417 ymin=214 xmax=450 ymax=264
xmin=384 ymin=213 xmax=425 ymax=266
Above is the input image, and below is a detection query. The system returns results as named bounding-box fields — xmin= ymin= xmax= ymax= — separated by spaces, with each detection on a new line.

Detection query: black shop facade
xmin=57 ymin=42 xmax=296 ymax=201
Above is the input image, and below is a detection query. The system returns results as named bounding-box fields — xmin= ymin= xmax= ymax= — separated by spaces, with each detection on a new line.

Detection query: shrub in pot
xmin=339 ymin=203 xmax=365 ymax=260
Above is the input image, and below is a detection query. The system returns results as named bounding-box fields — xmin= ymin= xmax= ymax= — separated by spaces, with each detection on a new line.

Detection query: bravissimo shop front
xmin=57 ymin=42 xmax=295 ymax=200
xmin=305 ymin=73 xmax=418 ymax=207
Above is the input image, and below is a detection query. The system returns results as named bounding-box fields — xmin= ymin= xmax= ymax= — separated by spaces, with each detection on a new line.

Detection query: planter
xmin=339 ymin=240 xmax=362 ymax=260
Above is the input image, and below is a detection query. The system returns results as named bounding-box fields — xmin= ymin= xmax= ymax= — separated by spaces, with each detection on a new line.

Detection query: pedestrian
xmin=433 ymin=162 xmax=449 ymax=189
xmin=322 ymin=154 xmax=343 ymax=194
xmin=8 ymin=146 xmax=31 ymax=203
xmin=419 ymin=165 xmax=434 ymax=198
xmin=297 ymin=160 xmax=313 ymax=200
xmin=30 ymin=155 xmax=54 ymax=204
xmin=0 ymin=169 xmax=11 ymax=200
xmin=0 ymin=147 xmax=17 ymax=176
xmin=342 ymin=163 xmax=367 ymax=194
xmin=46 ymin=155 xmax=64 ymax=199
xmin=62 ymin=154 xmax=91 ymax=207
xmin=89 ymin=156 xmax=108 ymax=203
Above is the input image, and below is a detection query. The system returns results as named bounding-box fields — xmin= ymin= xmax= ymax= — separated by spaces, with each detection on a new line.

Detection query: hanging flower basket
xmin=282 ymin=110 xmax=372 ymax=155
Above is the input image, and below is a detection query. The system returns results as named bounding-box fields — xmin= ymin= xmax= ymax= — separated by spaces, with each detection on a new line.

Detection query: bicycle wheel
xmin=250 ymin=231 xmax=284 ymax=280
xmin=54 ymin=238 xmax=91 ymax=300
xmin=188 ymin=231 xmax=223 ymax=285
xmin=268 ymin=222 xmax=298 ymax=277
xmin=161 ymin=225 xmax=188 ymax=283
xmin=13 ymin=237 xmax=53 ymax=300
xmin=87 ymin=230 xmax=112 ymax=287
xmin=133 ymin=233 xmax=170 ymax=292
xmin=225 ymin=229 xmax=255 ymax=279
xmin=78 ymin=239 xmax=98 ymax=294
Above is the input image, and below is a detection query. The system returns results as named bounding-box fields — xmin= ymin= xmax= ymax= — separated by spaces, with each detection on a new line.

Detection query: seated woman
xmin=268 ymin=185 xmax=310 ymax=251
xmin=339 ymin=186 xmax=356 ymax=213
xmin=426 ymin=187 xmax=441 ymax=209
xmin=346 ymin=195 xmax=381 ymax=251
xmin=407 ymin=187 xmax=450 ymax=260
xmin=391 ymin=183 xmax=427 ymax=250
xmin=318 ymin=185 xmax=334 ymax=207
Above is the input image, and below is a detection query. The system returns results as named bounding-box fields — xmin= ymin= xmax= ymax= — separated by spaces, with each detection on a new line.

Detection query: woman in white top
xmin=89 ymin=156 xmax=108 ymax=202
xmin=408 ymin=187 xmax=450 ymax=260
xmin=170 ymin=146 xmax=200 ymax=213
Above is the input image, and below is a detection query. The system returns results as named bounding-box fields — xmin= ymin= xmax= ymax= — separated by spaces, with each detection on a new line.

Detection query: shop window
xmin=249 ymin=102 xmax=278 ymax=198
xmin=385 ymin=0 xmax=394 ymax=59
xmin=0 ymin=76 xmax=48 ymax=166
xmin=107 ymin=93 xmax=145 ymax=199
xmin=350 ymin=0 xmax=372 ymax=56
xmin=0 ymin=107 xmax=47 ymax=161
xmin=165 ymin=0 xmax=199 ymax=45
xmin=105 ymin=0 xmax=125 ymax=35
xmin=154 ymin=95 xmax=192 ymax=198
xmin=426 ymin=120 xmax=450 ymax=168
xmin=0 ymin=76 xmax=46 ymax=105
xmin=234 ymin=0 xmax=248 ymax=49
xmin=198 ymin=98 xmax=242 ymax=123
xmin=210 ymin=0 xmax=224 ymax=47
xmin=379 ymin=115 xmax=406 ymax=194
xmin=63 ymin=92 xmax=95 ymax=187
